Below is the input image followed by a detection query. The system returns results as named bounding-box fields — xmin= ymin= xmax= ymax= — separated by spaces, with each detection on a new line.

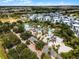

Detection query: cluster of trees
xmin=17 ymin=24 xmax=25 ymax=33
xmin=20 ymin=31 xmax=32 ymax=40
xmin=0 ymin=20 xmax=24 ymax=34
xmin=0 ymin=21 xmax=15 ymax=33
xmin=0 ymin=20 xmax=39 ymax=59
xmin=54 ymin=23 xmax=75 ymax=41
xmin=2 ymin=32 xmax=21 ymax=49
xmin=54 ymin=23 xmax=79 ymax=59
xmin=61 ymin=37 xmax=79 ymax=59
xmin=61 ymin=48 xmax=79 ymax=59
xmin=32 ymin=7 xmax=58 ymax=13
xmin=9 ymin=13 xmax=21 ymax=19
xmin=27 ymin=19 xmax=52 ymax=29
xmin=0 ymin=13 xmax=21 ymax=19
xmin=0 ymin=14 xmax=9 ymax=19
xmin=0 ymin=20 xmax=24 ymax=33
xmin=8 ymin=43 xmax=38 ymax=59
xmin=13 ymin=21 xmax=25 ymax=33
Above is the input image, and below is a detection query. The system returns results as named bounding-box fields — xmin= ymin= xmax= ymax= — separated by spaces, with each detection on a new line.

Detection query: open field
xmin=0 ymin=41 xmax=8 ymax=59
xmin=0 ymin=18 xmax=18 ymax=23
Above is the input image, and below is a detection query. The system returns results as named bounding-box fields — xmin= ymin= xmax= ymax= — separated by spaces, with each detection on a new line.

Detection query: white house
xmin=44 ymin=16 xmax=51 ymax=21
xmin=72 ymin=20 xmax=79 ymax=31
xmin=24 ymin=24 xmax=31 ymax=31
xmin=29 ymin=14 xmax=37 ymax=20
xmin=36 ymin=14 xmax=43 ymax=21
xmin=62 ymin=18 xmax=71 ymax=26
xmin=53 ymin=17 xmax=61 ymax=23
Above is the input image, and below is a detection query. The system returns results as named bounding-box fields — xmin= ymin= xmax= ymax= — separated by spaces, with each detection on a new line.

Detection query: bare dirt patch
xmin=0 ymin=18 xmax=18 ymax=23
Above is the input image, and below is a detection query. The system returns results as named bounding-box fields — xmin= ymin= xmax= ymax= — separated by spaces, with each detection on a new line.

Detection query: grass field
xmin=0 ymin=41 xmax=8 ymax=59
xmin=42 ymin=54 xmax=51 ymax=59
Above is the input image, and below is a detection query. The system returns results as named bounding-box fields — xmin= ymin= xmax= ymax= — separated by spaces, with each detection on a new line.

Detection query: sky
xmin=0 ymin=0 xmax=79 ymax=6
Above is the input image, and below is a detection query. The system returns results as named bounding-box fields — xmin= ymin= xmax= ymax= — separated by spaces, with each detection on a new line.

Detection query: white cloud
xmin=0 ymin=0 xmax=32 ymax=6
xmin=0 ymin=0 xmax=77 ymax=6
xmin=0 ymin=0 xmax=13 ymax=2
xmin=0 ymin=0 xmax=32 ymax=3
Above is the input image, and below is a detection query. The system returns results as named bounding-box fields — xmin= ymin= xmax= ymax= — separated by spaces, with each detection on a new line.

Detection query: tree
xmin=17 ymin=20 xmax=23 ymax=24
xmin=18 ymin=24 xmax=25 ymax=33
xmin=54 ymin=23 xmax=74 ymax=41
xmin=8 ymin=48 xmax=19 ymax=59
xmin=0 ymin=21 xmax=3 ymax=25
xmin=3 ymin=33 xmax=21 ymax=49
xmin=20 ymin=31 xmax=32 ymax=40
xmin=16 ymin=43 xmax=27 ymax=53
xmin=1 ymin=22 xmax=11 ymax=33
xmin=0 ymin=21 xmax=3 ymax=33
xmin=20 ymin=48 xmax=38 ymax=59
xmin=61 ymin=51 xmax=76 ymax=59
xmin=8 ymin=43 xmax=38 ymax=59
xmin=11 ymin=22 xmax=17 ymax=27
xmin=36 ymin=41 xmax=45 ymax=50
xmin=26 ymin=40 xmax=30 ymax=45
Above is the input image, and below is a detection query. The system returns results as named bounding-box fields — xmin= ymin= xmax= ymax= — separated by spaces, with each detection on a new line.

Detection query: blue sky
xmin=0 ymin=0 xmax=79 ymax=6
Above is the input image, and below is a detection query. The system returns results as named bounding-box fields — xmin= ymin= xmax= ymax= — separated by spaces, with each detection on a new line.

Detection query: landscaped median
xmin=0 ymin=41 xmax=8 ymax=59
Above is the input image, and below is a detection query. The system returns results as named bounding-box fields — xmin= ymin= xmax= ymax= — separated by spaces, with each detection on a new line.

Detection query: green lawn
xmin=0 ymin=41 xmax=8 ymax=59
xmin=42 ymin=54 xmax=51 ymax=59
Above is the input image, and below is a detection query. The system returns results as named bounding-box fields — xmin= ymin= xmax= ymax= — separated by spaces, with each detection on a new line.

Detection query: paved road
xmin=50 ymin=48 xmax=62 ymax=59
